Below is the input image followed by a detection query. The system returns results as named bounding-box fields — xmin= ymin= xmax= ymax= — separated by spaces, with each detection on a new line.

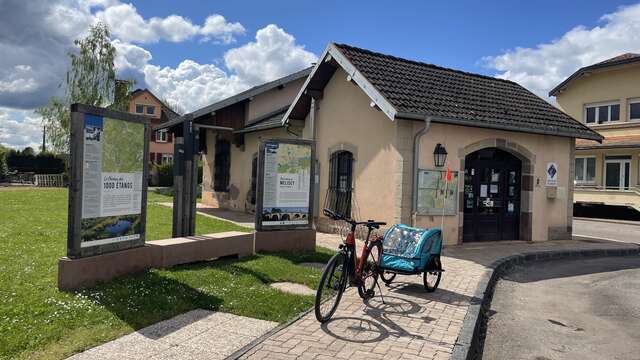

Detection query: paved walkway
xmin=68 ymin=310 xmax=277 ymax=360
xmin=158 ymin=202 xmax=255 ymax=229
xmin=239 ymin=238 xmax=639 ymax=360
xmin=65 ymin=235 xmax=639 ymax=360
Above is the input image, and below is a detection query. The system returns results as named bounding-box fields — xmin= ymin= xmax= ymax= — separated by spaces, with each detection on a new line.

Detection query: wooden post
xmin=172 ymin=115 xmax=198 ymax=238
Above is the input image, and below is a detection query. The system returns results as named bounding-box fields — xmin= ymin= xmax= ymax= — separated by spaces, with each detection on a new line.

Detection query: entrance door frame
xmin=463 ymin=149 xmax=522 ymax=241
xmin=603 ymin=157 xmax=631 ymax=190
xmin=457 ymin=138 xmax=536 ymax=243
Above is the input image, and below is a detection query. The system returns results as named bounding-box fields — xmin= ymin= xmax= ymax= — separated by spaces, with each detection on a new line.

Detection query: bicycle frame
xmin=341 ymin=224 xmax=380 ymax=285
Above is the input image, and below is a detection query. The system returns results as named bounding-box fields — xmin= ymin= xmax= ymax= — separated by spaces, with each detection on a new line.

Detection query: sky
xmin=1 ymin=0 xmax=640 ymax=150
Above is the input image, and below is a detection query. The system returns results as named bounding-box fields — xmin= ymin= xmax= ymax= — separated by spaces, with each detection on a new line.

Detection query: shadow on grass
xmin=79 ymin=271 xmax=222 ymax=333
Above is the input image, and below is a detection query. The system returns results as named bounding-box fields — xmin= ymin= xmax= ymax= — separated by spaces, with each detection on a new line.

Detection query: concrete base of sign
xmin=152 ymin=231 xmax=253 ymax=267
xmin=58 ymin=231 xmax=253 ymax=291
xmin=254 ymin=229 xmax=316 ymax=253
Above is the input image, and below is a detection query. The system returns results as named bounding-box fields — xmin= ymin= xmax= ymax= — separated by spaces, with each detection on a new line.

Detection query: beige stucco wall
xmin=246 ymin=78 xmax=306 ymax=123
xmin=555 ymin=64 xmax=640 ymax=125
xmin=413 ymin=123 xmax=574 ymax=243
xmin=555 ymin=62 xmax=640 ymax=193
xmin=310 ymin=68 xmax=401 ymax=228
xmin=201 ymin=127 xmax=295 ymax=210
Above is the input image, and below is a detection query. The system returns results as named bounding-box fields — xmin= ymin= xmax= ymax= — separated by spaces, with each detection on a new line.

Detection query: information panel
xmin=417 ymin=169 xmax=458 ymax=215
xmin=68 ymin=104 xmax=150 ymax=258
xmin=256 ymin=139 xmax=314 ymax=230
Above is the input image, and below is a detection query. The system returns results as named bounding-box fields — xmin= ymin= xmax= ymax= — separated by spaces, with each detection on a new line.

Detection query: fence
xmin=34 ymin=174 xmax=66 ymax=187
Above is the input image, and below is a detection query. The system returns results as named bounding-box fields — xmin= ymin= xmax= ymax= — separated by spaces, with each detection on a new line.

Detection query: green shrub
xmin=156 ymin=162 xmax=173 ymax=187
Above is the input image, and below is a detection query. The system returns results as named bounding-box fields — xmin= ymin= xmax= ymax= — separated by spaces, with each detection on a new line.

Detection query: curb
xmin=573 ymin=217 xmax=640 ymax=226
xmin=450 ymin=245 xmax=640 ymax=360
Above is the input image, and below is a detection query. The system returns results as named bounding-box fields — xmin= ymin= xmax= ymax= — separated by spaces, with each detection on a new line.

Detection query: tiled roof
xmin=333 ymin=43 xmax=601 ymax=141
xmin=596 ymin=53 xmax=640 ymax=65
xmin=576 ymin=134 xmax=640 ymax=149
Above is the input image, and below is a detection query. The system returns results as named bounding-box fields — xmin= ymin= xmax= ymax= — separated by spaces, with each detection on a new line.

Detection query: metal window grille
xmin=325 ymin=151 xmax=353 ymax=218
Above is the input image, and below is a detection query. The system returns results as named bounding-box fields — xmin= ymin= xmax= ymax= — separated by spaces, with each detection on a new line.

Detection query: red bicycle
xmin=314 ymin=208 xmax=386 ymax=322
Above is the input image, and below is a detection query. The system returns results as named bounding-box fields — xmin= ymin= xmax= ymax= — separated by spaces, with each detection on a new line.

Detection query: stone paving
xmin=65 ymin=235 xmax=639 ymax=360
xmin=67 ymin=310 xmax=277 ymax=360
xmin=239 ymin=236 xmax=639 ymax=360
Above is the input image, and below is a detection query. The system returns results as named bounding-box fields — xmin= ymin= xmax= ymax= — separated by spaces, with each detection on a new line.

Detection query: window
xmin=213 ymin=139 xmax=231 ymax=192
xmin=584 ymin=103 xmax=620 ymax=124
xmin=629 ymin=99 xmax=640 ymax=121
xmin=325 ymin=151 xmax=353 ymax=218
xmin=146 ymin=105 xmax=155 ymax=115
xmin=135 ymin=104 xmax=144 ymax=113
xmin=161 ymin=154 xmax=173 ymax=164
xmin=574 ymin=157 xmax=596 ymax=183
xmin=156 ymin=129 xmax=168 ymax=143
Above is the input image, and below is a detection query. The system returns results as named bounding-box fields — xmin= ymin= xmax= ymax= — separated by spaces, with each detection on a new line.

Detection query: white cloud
xmin=95 ymin=3 xmax=200 ymax=43
xmin=200 ymin=14 xmax=245 ymax=44
xmin=121 ymin=24 xmax=316 ymax=113
xmin=0 ymin=108 xmax=42 ymax=149
xmin=224 ymin=24 xmax=317 ymax=84
xmin=484 ymin=3 xmax=640 ymax=99
xmin=144 ymin=61 xmax=248 ymax=112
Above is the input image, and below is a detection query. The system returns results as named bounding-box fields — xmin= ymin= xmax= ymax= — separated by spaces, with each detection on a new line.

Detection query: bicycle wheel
xmin=423 ymin=271 xmax=441 ymax=292
xmin=380 ymin=271 xmax=396 ymax=285
xmin=357 ymin=241 xmax=382 ymax=299
xmin=315 ymin=252 xmax=348 ymax=322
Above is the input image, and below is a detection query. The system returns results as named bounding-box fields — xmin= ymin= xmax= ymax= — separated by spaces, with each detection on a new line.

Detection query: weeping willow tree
xmin=37 ymin=23 xmax=134 ymax=153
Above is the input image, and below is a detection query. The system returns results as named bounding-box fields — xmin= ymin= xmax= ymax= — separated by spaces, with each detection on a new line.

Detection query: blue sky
xmin=1 ymin=0 xmax=640 ymax=149
xmin=135 ymin=0 xmax=636 ymax=74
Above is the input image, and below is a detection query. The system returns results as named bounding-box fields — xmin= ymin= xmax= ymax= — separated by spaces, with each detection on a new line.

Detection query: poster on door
xmin=546 ymin=162 xmax=558 ymax=187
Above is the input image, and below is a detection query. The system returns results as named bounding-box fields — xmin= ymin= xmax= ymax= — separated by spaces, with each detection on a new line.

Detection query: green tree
xmin=37 ymin=22 xmax=134 ymax=153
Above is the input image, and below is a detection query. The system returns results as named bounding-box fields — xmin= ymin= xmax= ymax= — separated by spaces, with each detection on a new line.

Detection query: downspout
xmin=309 ymin=97 xmax=316 ymax=140
xmin=411 ymin=116 xmax=432 ymax=226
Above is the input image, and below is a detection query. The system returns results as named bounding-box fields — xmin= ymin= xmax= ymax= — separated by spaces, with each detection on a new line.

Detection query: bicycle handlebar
xmin=322 ymin=208 xmax=386 ymax=229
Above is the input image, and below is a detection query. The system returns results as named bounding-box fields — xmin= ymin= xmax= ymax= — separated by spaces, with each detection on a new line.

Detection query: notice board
xmin=67 ymin=104 xmax=150 ymax=258
xmin=256 ymin=138 xmax=315 ymax=231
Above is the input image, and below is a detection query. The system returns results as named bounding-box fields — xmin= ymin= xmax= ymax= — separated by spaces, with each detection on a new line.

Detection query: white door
xmin=604 ymin=159 xmax=630 ymax=190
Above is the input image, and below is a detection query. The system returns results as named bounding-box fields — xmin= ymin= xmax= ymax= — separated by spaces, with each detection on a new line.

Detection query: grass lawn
xmin=0 ymin=188 xmax=331 ymax=360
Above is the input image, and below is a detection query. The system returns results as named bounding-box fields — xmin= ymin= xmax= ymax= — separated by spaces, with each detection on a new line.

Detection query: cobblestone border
xmin=450 ymin=246 xmax=640 ymax=360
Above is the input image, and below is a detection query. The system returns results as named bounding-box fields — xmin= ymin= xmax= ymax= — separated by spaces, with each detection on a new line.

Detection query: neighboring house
xmin=162 ymin=43 xmax=601 ymax=244
xmin=128 ymin=88 xmax=180 ymax=164
xmin=550 ymin=54 xmax=640 ymax=214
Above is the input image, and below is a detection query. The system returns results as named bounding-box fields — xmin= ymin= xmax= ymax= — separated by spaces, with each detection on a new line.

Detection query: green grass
xmin=0 ymin=189 xmax=332 ymax=360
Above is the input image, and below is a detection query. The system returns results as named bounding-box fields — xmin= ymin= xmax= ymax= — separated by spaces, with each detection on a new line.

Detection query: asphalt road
xmin=573 ymin=218 xmax=640 ymax=244
xmin=483 ymin=257 xmax=640 ymax=360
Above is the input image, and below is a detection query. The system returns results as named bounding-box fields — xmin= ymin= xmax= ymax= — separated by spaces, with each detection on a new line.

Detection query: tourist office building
xmin=159 ymin=43 xmax=602 ymax=245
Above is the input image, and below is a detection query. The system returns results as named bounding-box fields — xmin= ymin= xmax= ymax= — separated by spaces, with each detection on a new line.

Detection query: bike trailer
xmin=380 ymin=224 xmax=442 ymax=273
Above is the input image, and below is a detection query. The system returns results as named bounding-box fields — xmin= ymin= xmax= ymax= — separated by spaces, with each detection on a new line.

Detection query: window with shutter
xmin=213 ymin=139 xmax=231 ymax=192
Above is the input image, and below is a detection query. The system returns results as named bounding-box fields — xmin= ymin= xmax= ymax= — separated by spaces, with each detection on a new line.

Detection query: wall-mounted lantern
xmin=433 ymin=143 xmax=448 ymax=168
